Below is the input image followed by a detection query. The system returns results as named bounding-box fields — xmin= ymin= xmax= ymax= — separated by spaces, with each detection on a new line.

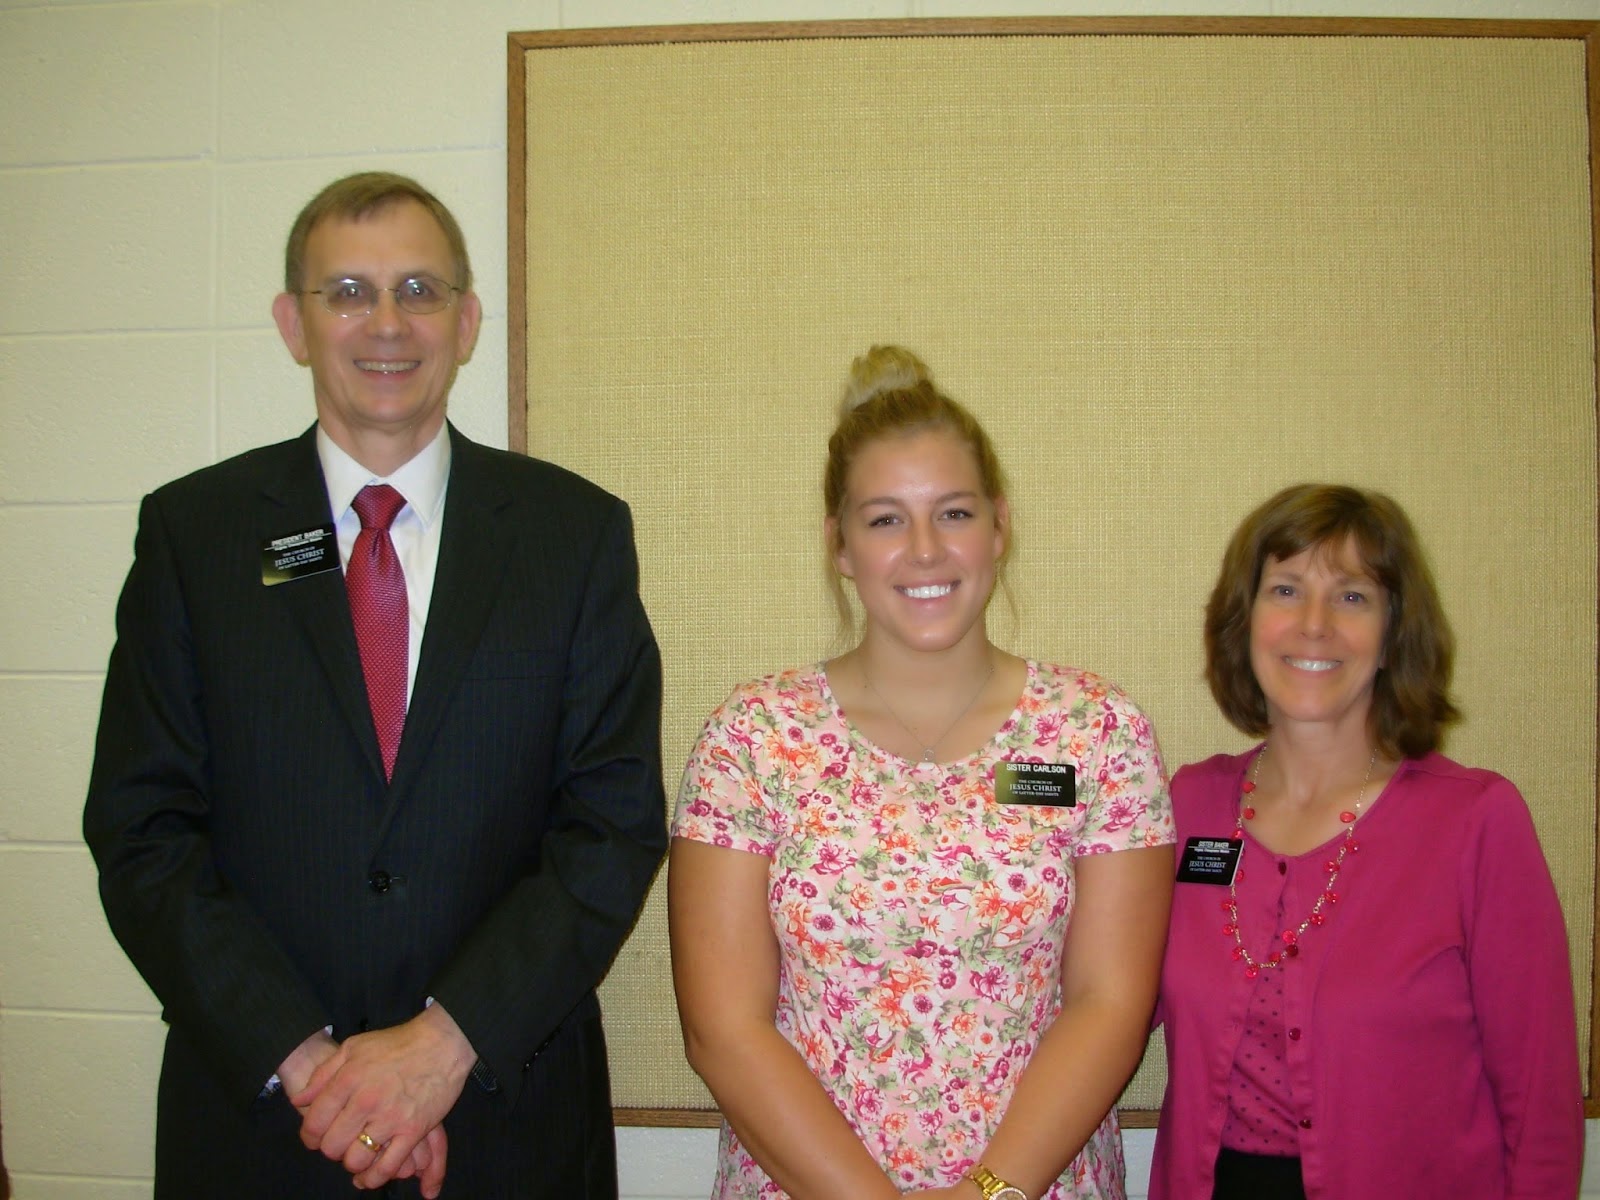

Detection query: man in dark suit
xmin=84 ymin=172 xmax=666 ymax=1198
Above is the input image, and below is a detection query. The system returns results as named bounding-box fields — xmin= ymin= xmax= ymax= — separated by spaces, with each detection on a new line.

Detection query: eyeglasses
xmin=301 ymin=275 xmax=462 ymax=317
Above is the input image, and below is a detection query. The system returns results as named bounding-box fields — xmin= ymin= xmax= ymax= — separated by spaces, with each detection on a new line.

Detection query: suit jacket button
xmin=368 ymin=869 xmax=392 ymax=893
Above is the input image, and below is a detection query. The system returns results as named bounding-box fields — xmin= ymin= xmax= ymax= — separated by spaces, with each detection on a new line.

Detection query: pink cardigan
xmin=1151 ymin=750 xmax=1583 ymax=1200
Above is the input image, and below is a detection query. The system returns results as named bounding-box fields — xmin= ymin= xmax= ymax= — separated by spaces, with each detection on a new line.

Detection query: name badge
xmin=261 ymin=524 xmax=338 ymax=586
xmin=1176 ymin=836 xmax=1243 ymax=885
xmin=995 ymin=761 xmax=1076 ymax=807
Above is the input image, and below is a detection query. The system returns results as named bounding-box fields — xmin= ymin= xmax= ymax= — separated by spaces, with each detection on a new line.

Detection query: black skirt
xmin=1212 ymin=1147 xmax=1306 ymax=1200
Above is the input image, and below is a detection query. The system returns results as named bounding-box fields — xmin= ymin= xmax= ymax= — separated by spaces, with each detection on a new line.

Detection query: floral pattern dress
xmin=673 ymin=660 xmax=1173 ymax=1200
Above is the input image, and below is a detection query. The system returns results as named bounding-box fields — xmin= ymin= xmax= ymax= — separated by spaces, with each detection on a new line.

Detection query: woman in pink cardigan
xmin=1151 ymin=483 xmax=1583 ymax=1200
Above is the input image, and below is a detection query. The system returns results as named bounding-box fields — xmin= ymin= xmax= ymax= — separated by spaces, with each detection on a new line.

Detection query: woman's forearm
xmin=684 ymin=1018 xmax=900 ymax=1200
xmin=976 ymin=993 xmax=1155 ymax=1198
xmin=975 ymin=845 xmax=1173 ymax=1199
xmin=671 ymin=835 xmax=901 ymax=1200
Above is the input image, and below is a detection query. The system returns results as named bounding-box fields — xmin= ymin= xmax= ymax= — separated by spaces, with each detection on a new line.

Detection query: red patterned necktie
xmin=347 ymin=484 xmax=408 ymax=780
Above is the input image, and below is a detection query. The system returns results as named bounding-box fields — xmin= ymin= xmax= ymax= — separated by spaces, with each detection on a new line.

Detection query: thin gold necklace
xmin=860 ymin=657 xmax=995 ymax=764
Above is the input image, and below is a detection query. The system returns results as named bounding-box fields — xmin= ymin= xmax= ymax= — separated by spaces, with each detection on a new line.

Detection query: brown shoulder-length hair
xmin=1204 ymin=483 xmax=1459 ymax=759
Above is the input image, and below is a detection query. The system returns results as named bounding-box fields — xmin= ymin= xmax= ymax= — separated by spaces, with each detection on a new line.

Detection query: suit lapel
xmin=260 ymin=427 xmax=386 ymax=782
xmin=383 ymin=428 xmax=514 ymax=806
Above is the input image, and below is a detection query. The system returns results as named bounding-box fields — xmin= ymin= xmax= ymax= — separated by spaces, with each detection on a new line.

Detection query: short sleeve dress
xmin=673 ymin=660 xmax=1174 ymax=1200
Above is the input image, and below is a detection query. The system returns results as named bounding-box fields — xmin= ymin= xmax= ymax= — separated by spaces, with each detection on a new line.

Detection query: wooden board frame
xmin=508 ymin=16 xmax=1600 ymax=1128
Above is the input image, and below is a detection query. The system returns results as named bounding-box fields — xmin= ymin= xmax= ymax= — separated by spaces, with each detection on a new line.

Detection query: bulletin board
xmin=508 ymin=17 xmax=1600 ymax=1124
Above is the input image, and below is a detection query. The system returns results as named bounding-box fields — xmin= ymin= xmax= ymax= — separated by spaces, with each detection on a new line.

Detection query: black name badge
xmin=1176 ymin=837 xmax=1243 ymax=885
xmin=261 ymin=524 xmax=338 ymax=586
xmin=995 ymin=761 xmax=1076 ymax=807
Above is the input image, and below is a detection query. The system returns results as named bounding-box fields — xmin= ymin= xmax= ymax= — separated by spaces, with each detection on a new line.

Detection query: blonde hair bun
xmin=840 ymin=344 xmax=933 ymax=415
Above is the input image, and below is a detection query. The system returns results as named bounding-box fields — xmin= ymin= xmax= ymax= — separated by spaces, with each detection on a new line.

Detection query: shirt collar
xmin=316 ymin=423 xmax=452 ymax=529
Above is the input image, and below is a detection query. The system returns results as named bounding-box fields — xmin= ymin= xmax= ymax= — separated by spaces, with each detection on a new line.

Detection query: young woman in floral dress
xmin=669 ymin=345 xmax=1176 ymax=1200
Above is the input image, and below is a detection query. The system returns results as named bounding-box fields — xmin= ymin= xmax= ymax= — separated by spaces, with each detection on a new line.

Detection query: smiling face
xmin=1249 ymin=536 xmax=1390 ymax=739
xmin=828 ymin=429 xmax=1008 ymax=657
xmin=272 ymin=198 xmax=481 ymax=464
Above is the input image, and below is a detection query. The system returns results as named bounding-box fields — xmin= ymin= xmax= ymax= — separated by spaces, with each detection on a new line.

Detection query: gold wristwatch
xmin=967 ymin=1163 xmax=1028 ymax=1200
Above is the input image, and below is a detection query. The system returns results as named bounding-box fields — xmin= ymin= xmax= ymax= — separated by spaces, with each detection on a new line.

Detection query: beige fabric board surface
xmin=516 ymin=25 xmax=1597 ymax=1115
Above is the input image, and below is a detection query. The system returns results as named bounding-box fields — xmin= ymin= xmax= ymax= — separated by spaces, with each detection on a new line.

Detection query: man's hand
xmin=387 ymin=1124 xmax=450 ymax=1192
xmin=289 ymin=1005 xmax=476 ymax=1198
xmin=278 ymin=1028 xmax=448 ymax=1188
xmin=277 ymin=1029 xmax=339 ymax=1098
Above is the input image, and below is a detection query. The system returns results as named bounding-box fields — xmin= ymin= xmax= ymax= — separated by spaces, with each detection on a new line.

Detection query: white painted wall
xmin=2 ymin=0 xmax=1596 ymax=1196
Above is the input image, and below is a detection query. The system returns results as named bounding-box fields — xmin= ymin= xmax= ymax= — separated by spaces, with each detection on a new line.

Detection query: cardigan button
xmin=1288 ymin=1027 xmax=1302 ymax=1040
xmin=1299 ymin=1118 xmax=1313 ymax=1129
xmin=368 ymin=869 xmax=393 ymax=894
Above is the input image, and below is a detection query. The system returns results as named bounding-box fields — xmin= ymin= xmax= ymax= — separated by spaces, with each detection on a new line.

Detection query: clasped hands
xmin=278 ymin=1004 xmax=477 ymax=1197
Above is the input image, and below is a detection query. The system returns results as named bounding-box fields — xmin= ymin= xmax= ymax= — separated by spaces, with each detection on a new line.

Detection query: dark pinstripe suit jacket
xmin=84 ymin=424 xmax=666 ymax=1198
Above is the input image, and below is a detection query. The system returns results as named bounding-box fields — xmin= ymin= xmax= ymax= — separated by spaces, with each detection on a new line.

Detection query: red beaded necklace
xmin=1223 ymin=745 xmax=1378 ymax=978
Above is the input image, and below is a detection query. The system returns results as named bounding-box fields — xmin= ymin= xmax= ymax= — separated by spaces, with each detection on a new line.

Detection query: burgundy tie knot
xmin=353 ymin=483 xmax=407 ymax=531
xmin=346 ymin=484 xmax=408 ymax=780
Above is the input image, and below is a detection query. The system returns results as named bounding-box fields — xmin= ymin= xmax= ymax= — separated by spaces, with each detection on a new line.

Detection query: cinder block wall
xmin=2 ymin=1 xmax=1596 ymax=1196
